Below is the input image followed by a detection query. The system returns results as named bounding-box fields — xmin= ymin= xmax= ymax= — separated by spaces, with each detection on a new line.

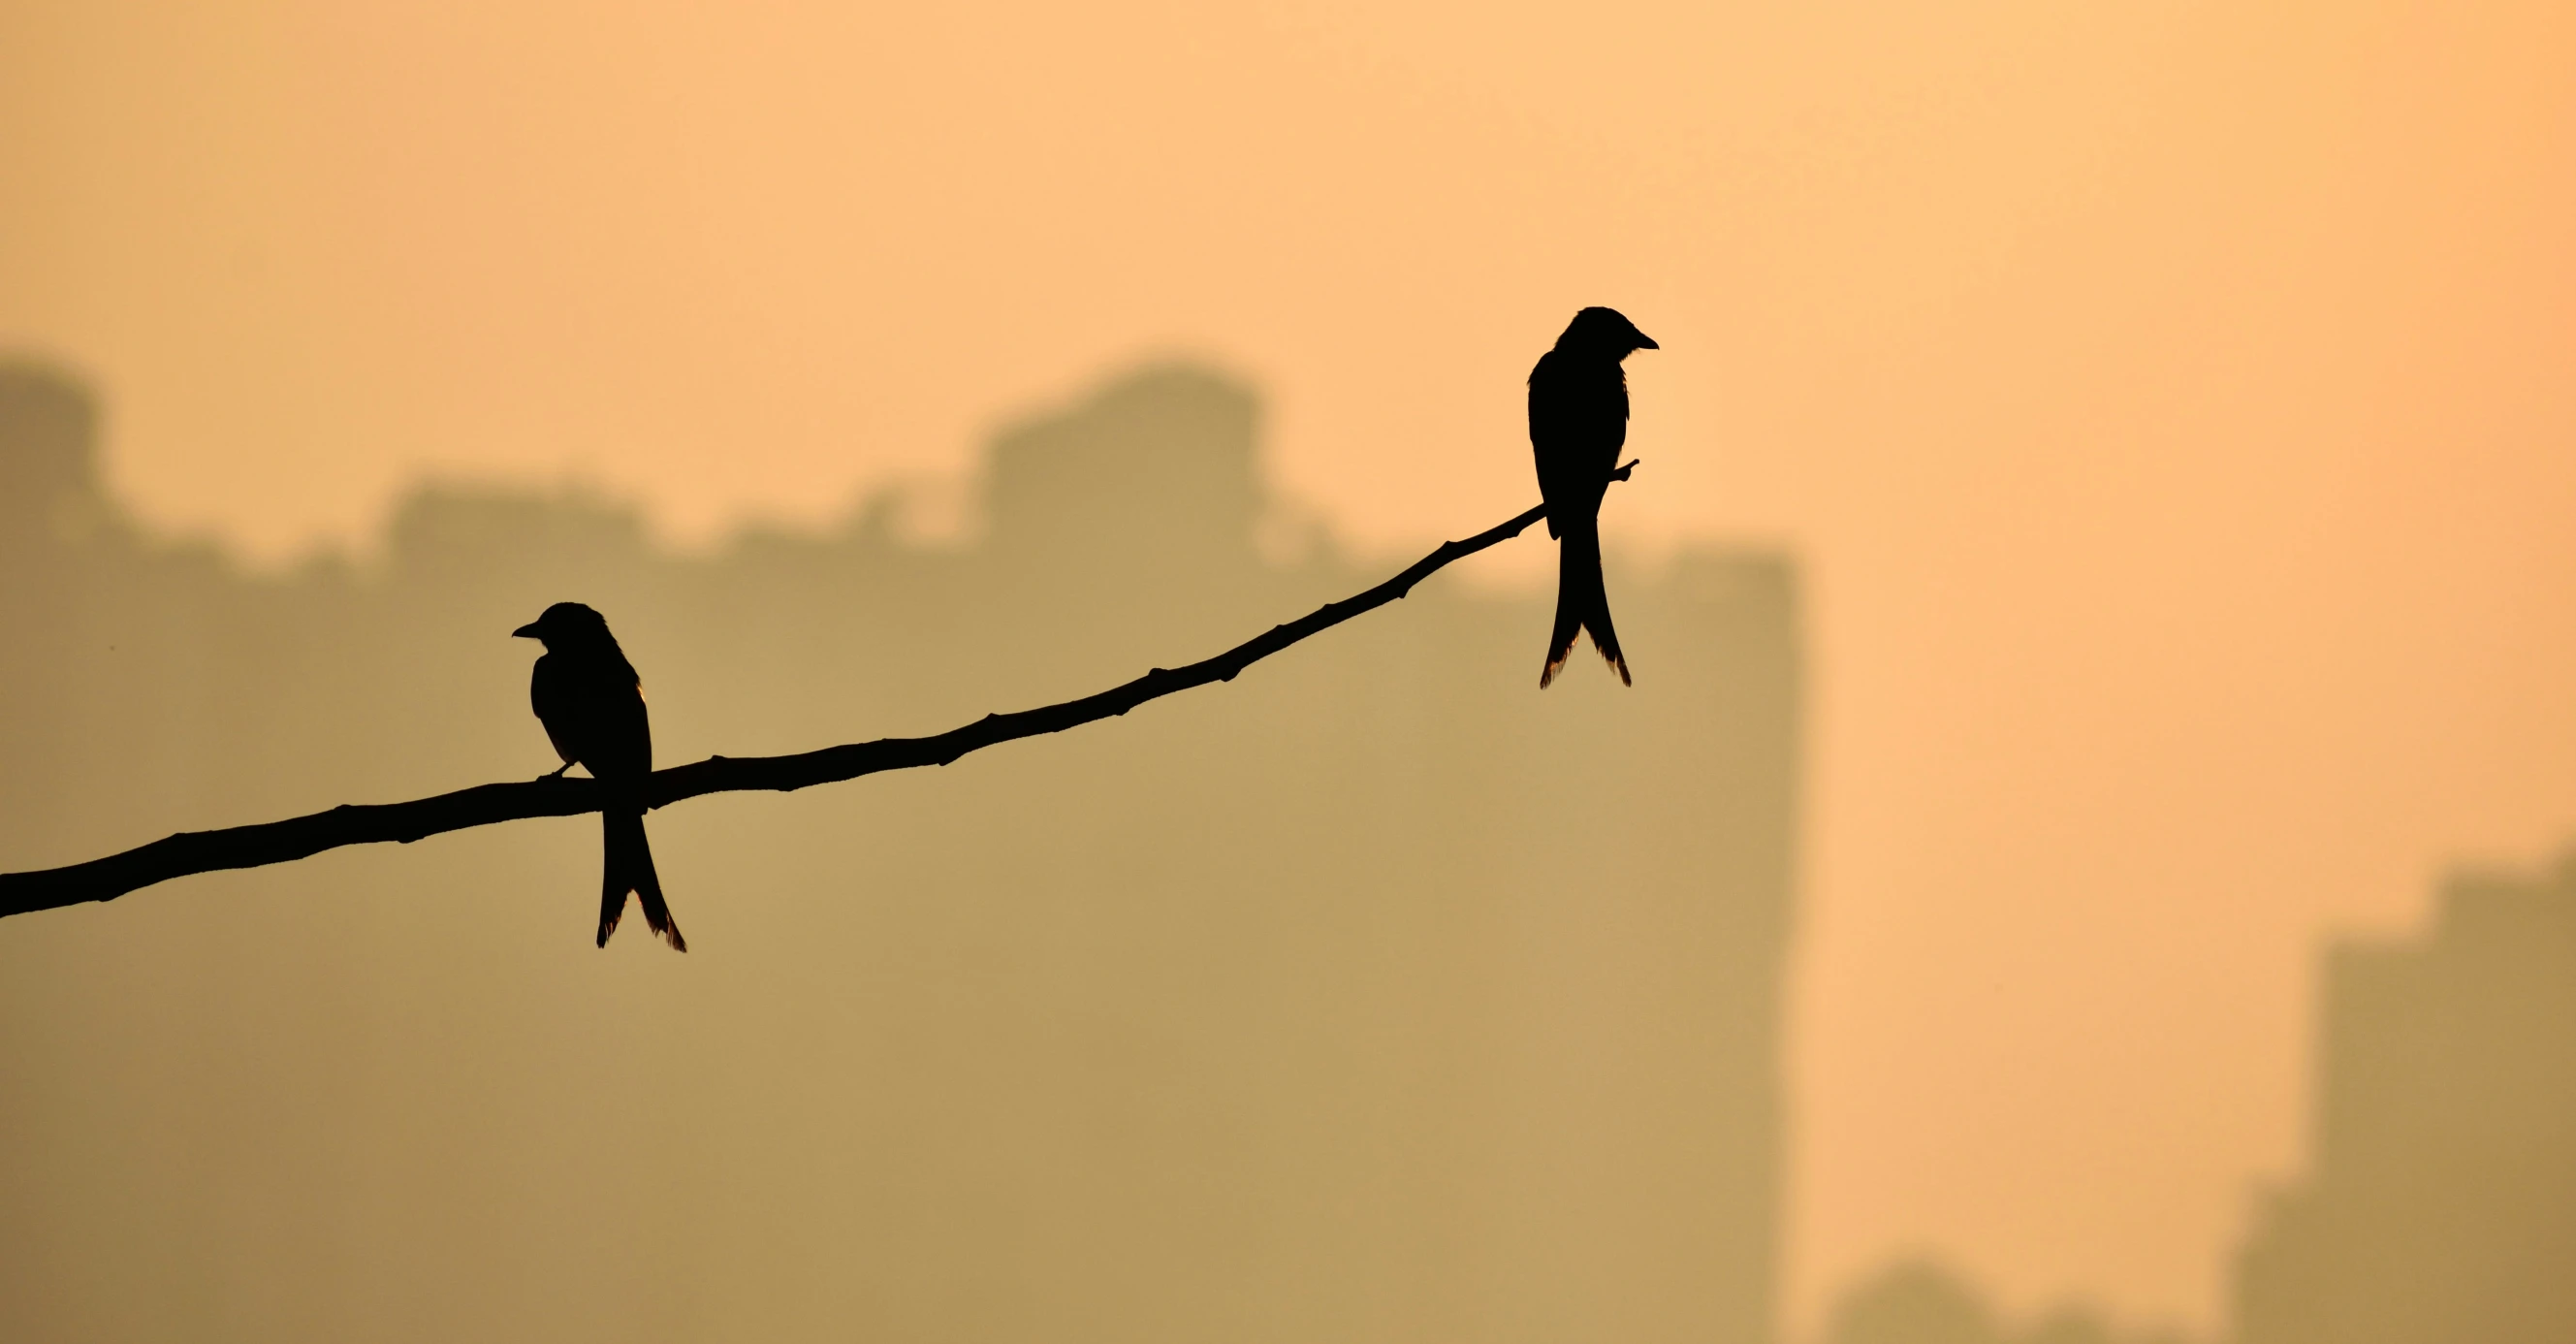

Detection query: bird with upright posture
xmin=1531 ymin=305 xmax=1657 ymax=688
xmin=513 ymin=602 xmax=686 ymax=951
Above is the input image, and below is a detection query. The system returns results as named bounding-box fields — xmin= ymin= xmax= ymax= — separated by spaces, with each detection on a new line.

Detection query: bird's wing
xmin=581 ymin=656 xmax=654 ymax=782
xmin=602 ymin=682 xmax=653 ymax=780
xmin=528 ymin=654 xmax=583 ymax=767
xmin=1529 ymin=355 xmax=1629 ymax=516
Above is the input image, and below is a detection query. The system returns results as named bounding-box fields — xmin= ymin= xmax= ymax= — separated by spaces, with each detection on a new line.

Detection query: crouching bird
xmin=513 ymin=602 xmax=686 ymax=951
xmin=1530 ymin=305 xmax=1657 ymax=688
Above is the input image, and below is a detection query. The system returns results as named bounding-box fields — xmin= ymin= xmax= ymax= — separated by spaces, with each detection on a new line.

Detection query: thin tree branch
xmin=0 ymin=464 xmax=1635 ymax=921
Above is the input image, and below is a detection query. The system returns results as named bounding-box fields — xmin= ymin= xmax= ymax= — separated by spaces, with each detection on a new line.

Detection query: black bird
xmin=1530 ymin=305 xmax=1657 ymax=688
xmin=513 ymin=602 xmax=686 ymax=951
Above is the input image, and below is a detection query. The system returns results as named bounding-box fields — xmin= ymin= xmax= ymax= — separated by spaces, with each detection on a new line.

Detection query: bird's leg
xmin=538 ymin=761 xmax=575 ymax=782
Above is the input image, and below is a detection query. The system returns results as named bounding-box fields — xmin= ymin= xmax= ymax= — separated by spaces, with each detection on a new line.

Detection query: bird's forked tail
xmin=1541 ymin=522 xmax=1630 ymax=689
xmin=601 ymin=808 xmax=686 ymax=952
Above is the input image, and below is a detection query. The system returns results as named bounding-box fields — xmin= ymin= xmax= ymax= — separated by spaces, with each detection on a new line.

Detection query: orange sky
xmin=5 ymin=0 xmax=2574 ymax=1332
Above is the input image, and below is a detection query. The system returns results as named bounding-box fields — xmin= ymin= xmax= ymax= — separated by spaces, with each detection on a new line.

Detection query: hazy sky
xmin=5 ymin=0 xmax=2573 ymax=1331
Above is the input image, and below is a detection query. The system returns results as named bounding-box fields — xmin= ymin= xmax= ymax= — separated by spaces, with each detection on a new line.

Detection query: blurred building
xmin=1814 ymin=1260 xmax=2191 ymax=1344
xmin=2231 ymin=850 xmax=2576 ymax=1344
xmin=0 ymin=362 xmax=1801 ymax=1344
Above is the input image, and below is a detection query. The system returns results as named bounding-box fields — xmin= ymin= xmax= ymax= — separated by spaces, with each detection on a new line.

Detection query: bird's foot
xmin=538 ymin=762 xmax=574 ymax=782
xmin=1609 ymin=458 xmax=1642 ymax=483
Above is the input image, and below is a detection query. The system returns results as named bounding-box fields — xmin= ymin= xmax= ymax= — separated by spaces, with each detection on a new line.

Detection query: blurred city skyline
xmin=1 ymin=362 xmax=1804 ymax=1342
xmin=5 ymin=1 xmax=2574 ymax=1332
xmin=11 ymin=358 xmax=2571 ymax=1343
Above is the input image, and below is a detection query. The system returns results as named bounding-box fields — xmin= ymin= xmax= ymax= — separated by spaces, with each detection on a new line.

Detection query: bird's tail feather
xmin=1541 ymin=523 xmax=1630 ymax=688
xmin=601 ymin=808 xmax=686 ymax=952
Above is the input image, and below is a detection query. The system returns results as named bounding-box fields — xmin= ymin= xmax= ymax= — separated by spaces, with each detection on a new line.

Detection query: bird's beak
xmin=1635 ymin=333 xmax=1660 ymax=350
xmin=511 ymin=622 xmax=542 ymax=639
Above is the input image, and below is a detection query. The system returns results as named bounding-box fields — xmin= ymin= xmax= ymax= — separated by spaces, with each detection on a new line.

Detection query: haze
xmin=4 ymin=0 xmax=2573 ymax=1334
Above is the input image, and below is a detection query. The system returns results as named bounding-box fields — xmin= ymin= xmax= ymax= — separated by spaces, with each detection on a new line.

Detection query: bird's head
xmin=1556 ymin=306 xmax=1658 ymax=359
xmin=511 ymin=601 xmax=614 ymax=650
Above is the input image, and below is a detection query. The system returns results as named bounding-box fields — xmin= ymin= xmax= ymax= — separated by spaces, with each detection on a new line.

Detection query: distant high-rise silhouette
xmin=2232 ymin=848 xmax=2576 ymax=1344
xmin=515 ymin=601 xmax=684 ymax=951
xmin=1530 ymin=305 xmax=1656 ymax=688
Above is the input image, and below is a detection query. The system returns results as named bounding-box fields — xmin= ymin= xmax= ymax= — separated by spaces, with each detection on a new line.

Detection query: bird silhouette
xmin=1530 ymin=305 xmax=1657 ymax=688
xmin=513 ymin=602 xmax=685 ymax=951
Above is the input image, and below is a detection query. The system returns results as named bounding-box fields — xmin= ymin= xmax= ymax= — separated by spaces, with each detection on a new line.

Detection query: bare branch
xmin=0 ymin=467 xmax=1636 ymax=921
